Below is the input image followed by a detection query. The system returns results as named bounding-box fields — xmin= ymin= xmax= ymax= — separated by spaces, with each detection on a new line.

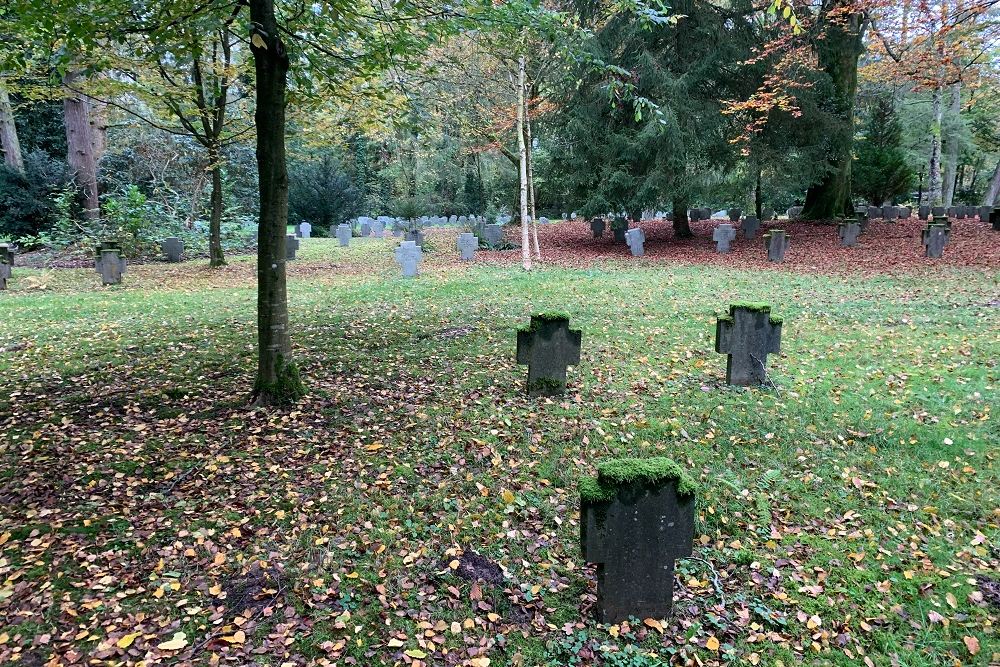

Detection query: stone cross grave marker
xmin=922 ymin=225 xmax=948 ymax=258
xmin=162 ymin=237 xmax=183 ymax=262
xmin=580 ymin=457 xmax=695 ymax=623
xmin=763 ymin=229 xmax=789 ymax=262
xmin=336 ymin=223 xmax=352 ymax=247
xmin=625 ymin=228 xmax=645 ymax=256
xmin=0 ymin=243 xmax=15 ymax=268
xmin=919 ymin=206 xmax=930 ymax=221
xmin=713 ymin=224 xmax=737 ymax=253
xmin=838 ymin=219 xmax=860 ymax=247
xmin=286 ymin=234 xmax=300 ymax=259
xmin=715 ymin=303 xmax=783 ymax=386
xmin=405 ymin=229 xmax=426 ymax=247
xmin=95 ymin=246 xmax=126 ymax=285
xmin=457 ymin=232 xmax=478 ymax=261
xmin=590 ymin=218 xmax=606 ymax=238
xmin=0 ymin=255 xmax=10 ymax=290
xmin=741 ymin=216 xmax=760 ymax=240
xmin=298 ymin=222 xmax=312 ymax=238
xmin=516 ymin=314 xmax=581 ymax=397
xmin=395 ymin=240 xmax=422 ymax=277
xmin=882 ymin=206 xmax=898 ymax=221
xmin=483 ymin=224 xmax=503 ymax=248
xmin=932 ymin=206 xmax=946 ymax=217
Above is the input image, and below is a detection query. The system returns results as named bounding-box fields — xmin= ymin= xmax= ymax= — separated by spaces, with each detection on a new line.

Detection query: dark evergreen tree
xmin=853 ymin=97 xmax=913 ymax=206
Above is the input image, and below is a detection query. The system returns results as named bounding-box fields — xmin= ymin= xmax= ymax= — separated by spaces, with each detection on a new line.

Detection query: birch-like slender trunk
xmin=516 ymin=56 xmax=531 ymax=271
xmin=0 ymin=84 xmax=24 ymax=172
xmin=983 ymin=159 xmax=1000 ymax=206
xmin=942 ymin=82 xmax=962 ymax=206
xmin=928 ymin=85 xmax=944 ymax=205
xmin=523 ymin=95 xmax=540 ymax=259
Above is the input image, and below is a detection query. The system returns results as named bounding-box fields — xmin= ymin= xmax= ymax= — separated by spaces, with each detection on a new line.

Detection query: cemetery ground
xmin=1 ymin=225 xmax=998 ymax=667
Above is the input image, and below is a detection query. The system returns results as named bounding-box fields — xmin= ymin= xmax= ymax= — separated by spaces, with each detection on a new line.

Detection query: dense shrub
xmin=288 ymin=154 xmax=360 ymax=231
xmin=854 ymin=97 xmax=914 ymax=206
xmin=0 ymin=150 xmax=70 ymax=240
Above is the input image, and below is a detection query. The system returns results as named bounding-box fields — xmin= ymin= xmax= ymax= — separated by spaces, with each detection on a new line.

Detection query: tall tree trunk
xmin=208 ymin=146 xmax=226 ymax=267
xmin=249 ymin=0 xmax=303 ymax=405
xmin=516 ymin=56 xmax=531 ymax=271
xmin=523 ymin=104 xmax=540 ymax=259
xmin=755 ymin=166 xmax=763 ymax=220
xmin=672 ymin=196 xmax=692 ymax=238
xmin=983 ymin=159 xmax=1000 ymax=206
xmin=801 ymin=6 xmax=864 ymax=220
xmin=0 ymin=84 xmax=24 ymax=172
xmin=928 ymin=85 xmax=944 ymax=205
xmin=63 ymin=70 xmax=100 ymax=219
xmin=942 ymin=82 xmax=962 ymax=206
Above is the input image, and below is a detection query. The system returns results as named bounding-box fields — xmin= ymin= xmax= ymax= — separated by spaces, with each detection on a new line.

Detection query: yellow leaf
xmin=962 ymin=635 xmax=980 ymax=656
xmin=448 ymin=560 xmax=460 ymax=570
xmin=450 ymin=622 xmax=461 ymax=635
xmin=346 ymin=571 xmax=359 ymax=579
xmin=153 ymin=586 xmax=165 ymax=598
xmin=945 ymin=592 xmax=957 ymax=609
xmin=468 ymin=659 xmax=490 ymax=667
xmin=706 ymin=635 xmax=720 ymax=651
xmin=387 ymin=638 xmax=405 ymax=648
xmin=365 ymin=443 xmax=382 ymax=451
xmin=117 ymin=632 xmax=141 ymax=649
xmin=209 ymin=584 xmax=222 ymax=596
xmin=213 ymin=552 xmax=225 ymax=566
xmin=251 ymin=33 xmax=267 ymax=49
xmin=157 ymin=632 xmax=188 ymax=651
xmin=608 ymin=624 xmax=619 ymax=638
xmin=903 ymin=570 xmax=914 ymax=579
xmin=806 ymin=614 xmax=821 ymax=629
xmin=222 ymin=630 xmax=245 ymax=644
xmin=405 ymin=649 xmax=427 ymax=658
xmin=501 ymin=489 xmax=515 ymax=504
xmin=642 ymin=618 xmax=663 ymax=633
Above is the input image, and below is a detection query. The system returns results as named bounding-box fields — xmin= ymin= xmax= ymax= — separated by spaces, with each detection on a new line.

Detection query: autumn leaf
xmin=962 ymin=635 xmax=979 ymax=656
xmin=157 ymin=632 xmax=188 ymax=651
xmin=706 ymin=635 xmax=720 ymax=651
xmin=116 ymin=632 xmax=141 ymax=649
xmin=222 ymin=630 xmax=246 ymax=644
xmin=643 ymin=618 xmax=663 ymax=633
xmin=405 ymin=649 xmax=428 ymax=658
xmin=501 ymin=489 xmax=515 ymax=504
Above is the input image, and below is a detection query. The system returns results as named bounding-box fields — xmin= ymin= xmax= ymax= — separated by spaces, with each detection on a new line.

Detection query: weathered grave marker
xmin=838 ymin=219 xmax=861 ymax=247
xmin=787 ymin=206 xmax=803 ymax=219
xmin=286 ymin=234 xmax=300 ymax=259
xmin=95 ymin=245 xmax=126 ymax=285
xmin=360 ymin=220 xmax=371 ymax=237
xmin=715 ymin=303 xmax=783 ymax=386
xmin=763 ymin=229 xmax=789 ymax=262
xmin=516 ymin=313 xmax=581 ymax=397
xmin=483 ymin=224 xmax=503 ymax=248
xmin=741 ymin=216 xmax=760 ymax=239
xmin=395 ymin=240 xmax=422 ymax=277
xmin=297 ymin=222 xmax=312 ymax=238
xmin=611 ymin=219 xmax=628 ymax=243
xmin=727 ymin=208 xmax=742 ymax=222
xmin=336 ymin=223 xmax=352 ymax=247
xmin=882 ymin=206 xmax=898 ymax=221
xmin=580 ymin=457 xmax=696 ymax=623
xmin=590 ymin=218 xmax=606 ymax=238
xmin=919 ymin=206 xmax=930 ymax=221
xmin=991 ymin=208 xmax=1000 ymax=231
xmin=932 ymin=206 xmax=946 ymax=217
xmin=162 ymin=237 xmax=183 ymax=262
xmin=713 ymin=224 xmax=737 ymax=253
xmin=922 ymin=225 xmax=948 ymax=258
xmin=0 ymin=255 xmax=10 ymax=290
xmin=761 ymin=208 xmax=775 ymax=221
xmin=371 ymin=220 xmax=385 ymax=238
xmin=625 ymin=228 xmax=645 ymax=256
xmin=0 ymin=243 xmax=13 ymax=267
xmin=457 ymin=232 xmax=478 ymax=260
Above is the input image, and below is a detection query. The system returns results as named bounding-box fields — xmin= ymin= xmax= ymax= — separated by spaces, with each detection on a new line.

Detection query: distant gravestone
xmin=978 ymin=206 xmax=990 ymax=221
xmin=0 ymin=243 xmax=13 ymax=267
xmin=922 ymin=225 xmax=948 ymax=258
xmin=335 ymin=223 xmax=352 ymax=247
xmin=449 ymin=215 xmax=458 ymax=225
xmin=787 ymin=206 xmax=803 ymax=219
xmin=741 ymin=216 xmax=760 ymax=239
xmin=580 ymin=457 xmax=696 ymax=623
xmin=991 ymin=208 xmax=1000 ymax=231
xmin=715 ymin=303 xmax=783 ymax=386
xmin=395 ymin=240 xmax=422 ymax=277
xmin=590 ymin=218 xmax=606 ymax=238
xmin=286 ymin=234 xmax=300 ymax=259
xmin=882 ymin=206 xmax=898 ymax=221
xmin=855 ymin=209 xmax=870 ymax=233
xmin=761 ymin=208 xmax=775 ymax=221
xmin=625 ymin=228 xmax=645 ymax=256
xmin=95 ymin=246 xmax=126 ymax=285
xmin=918 ymin=205 xmax=930 ymax=220
xmin=162 ymin=237 xmax=183 ymax=262
xmin=516 ymin=313 xmax=581 ymax=397
xmin=612 ymin=220 xmax=628 ymax=243
xmin=838 ymin=219 xmax=861 ymax=247
xmin=298 ymin=222 xmax=312 ymax=238
xmin=539 ymin=216 xmax=550 ymax=225
xmin=404 ymin=230 xmax=425 ymax=247
xmin=457 ymin=232 xmax=478 ymax=260
xmin=867 ymin=206 xmax=881 ymax=220
xmin=932 ymin=206 xmax=946 ymax=217
xmin=0 ymin=255 xmax=10 ymax=290
xmin=713 ymin=224 xmax=737 ymax=253
xmin=689 ymin=209 xmax=702 ymax=222
xmin=371 ymin=220 xmax=385 ymax=238
xmin=359 ymin=220 xmax=371 ymax=237
xmin=763 ymin=229 xmax=789 ymax=262
xmin=483 ymin=224 xmax=503 ymax=248
xmin=899 ymin=206 xmax=912 ymax=219
xmin=727 ymin=208 xmax=742 ymax=222
xmin=931 ymin=215 xmax=952 ymax=232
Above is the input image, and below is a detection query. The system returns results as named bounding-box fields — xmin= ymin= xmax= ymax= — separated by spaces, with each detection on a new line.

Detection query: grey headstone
xmin=787 ymin=206 xmax=803 ymax=219
xmin=590 ymin=218 xmax=606 ymax=238
xmin=458 ymin=215 xmax=468 ymax=225
xmin=298 ymin=222 xmax=312 ymax=238
xmin=932 ymin=206 xmax=946 ymax=217
xmin=716 ymin=303 xmax=782 ymax=386
xmin=689 ymin=209 xmax=702 ymax=222
xmin=286 ymin=234 xmax=300 ymax=259
xmin=713 ymin=224 xmax=737 ymax=252
xmin=741 ymin=217 xmax=760 ymax=240
xmin=922 ymin=225 xmax=947 ymax=258
xmin=336 ymin=223 xmax=352 ymax=247
xmin=761 ymin=209 xmax=775 ymax=222
xmin=539 ymin=217 xmax=550 ymax=225
xmin=978 ymin=206 xmax=990 ymax=220
xmin=856 ymin=210 xmax=870 ymax=233
xmin=763 ymin=229 xmax=789 ymax=262
xmin=516 ymin=314 xmax=581 ymax=397
xmin=0 ymin=243 xmax=14 ymax=268
xmin=581 ymin=460 xmax=695 ymax=623
xmin=612 ymin=219 xmax=628 ymax=243
xmin=0 ymin=255 xmax=10 ymax=290
xmin=882 ymin=206 xmax=898 ymax=221
xmin=162 ymin=237 xmax=183 ymax=263
xmin=838 ymin=220 xmax=861 ymax=247
xmin=727 ymin=208 xmax=742 ymax=222
xmin=457 ymin=232 xmax=478 ymax=260
xmin=404 ymin=230 xmax=425 ymax=247
xmin=991 ymin=208 xmax=1000 ymax=230
xmin=868 ymin=206 xmax=881 ymax=220
xmin=95 ymin=247 xmax=126 ymax=285
xmin=360 ymin=221 xmax=371 ymax=237
xmin=624 ymin=228 xmax=645 ymax=256
xmin=898 ymin=206 xmax=912 ymax=219
xmin=483 ymin=224 xmax=503 ymax=248
xmin=394 ymin=240 xmax=422 ymax=277
xmin=371 ymin=220 xmax=385 ymax=238
xmin=919 ymin=205 xmax=930 ymax=220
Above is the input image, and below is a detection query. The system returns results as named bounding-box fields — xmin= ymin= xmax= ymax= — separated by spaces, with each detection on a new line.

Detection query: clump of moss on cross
xmin=518 ymin=311 xmax=572 ymax=334
xmin=718 ymin=302 xmax=783 ymax=326
xmin=579 ymin=457 xmax=697 ymax=503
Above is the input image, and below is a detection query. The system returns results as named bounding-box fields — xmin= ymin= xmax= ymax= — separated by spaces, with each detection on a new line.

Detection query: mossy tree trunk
xmin=672 ymin=196 xmax=692 ymax=238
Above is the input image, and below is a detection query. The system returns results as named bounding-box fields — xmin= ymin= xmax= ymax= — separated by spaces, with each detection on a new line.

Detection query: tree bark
xmin=672 ymin=196 xmax=692 ymax=238
xmin=801 ymin=5 xmax=864 ymax=220
xmin=63 ymin=70 xmax=100 ymax=219
xmin=249 ymin=0 xmax=303 ymax=405
xmin=523 ymin=101 xmax=540 ymax=259
xmin=928 ymin=85 xmax=944 ymax=205
xmin=516 ymin=56 xmax=531 ymax=271
xmin=208 ymin=147 xmax=226 ymax=267
xmin=941 ymin=82 xmax=961 ymax=206
xmin=755 ymin=166 xmax=763 ymax=220
xmin=983 ymin=159 xmax=1000 ymax=206
xmin=0 ymin=84 xmax=24 ymax=172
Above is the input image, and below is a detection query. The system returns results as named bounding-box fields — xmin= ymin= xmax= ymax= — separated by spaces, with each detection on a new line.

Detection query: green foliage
xmin=288 ymin=154 xmax=361 ymax=231
xmin=580 ymin=457 xmax=697 ymax=503
xmin=0 ymin=150 xmax=70 ymax=241
xmin=853 ymin=97 xmax=914 ymax=206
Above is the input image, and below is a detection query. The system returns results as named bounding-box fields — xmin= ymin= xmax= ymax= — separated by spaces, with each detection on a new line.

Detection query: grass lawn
xmin=1 ymin=231 xmax=997 ymax=666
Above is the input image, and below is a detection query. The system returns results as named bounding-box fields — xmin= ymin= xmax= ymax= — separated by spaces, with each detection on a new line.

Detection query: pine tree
xmin=853 ymin=97 xmax=913 ymax=206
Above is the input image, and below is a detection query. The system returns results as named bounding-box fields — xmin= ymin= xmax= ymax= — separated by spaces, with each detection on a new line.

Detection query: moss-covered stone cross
xmin=715 ymin=303 xmax=783 ymax=386
xmin=516 ymin=313 xmax=581 ymax=397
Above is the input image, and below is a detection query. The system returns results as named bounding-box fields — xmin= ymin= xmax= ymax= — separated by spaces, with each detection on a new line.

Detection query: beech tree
xmin=0 ymin=82 xmax=23 ymax=172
